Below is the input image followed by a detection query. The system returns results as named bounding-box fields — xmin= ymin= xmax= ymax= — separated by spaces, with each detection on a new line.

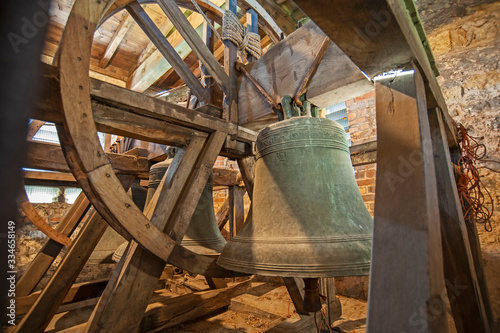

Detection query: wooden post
xmin=246 ymin=9 xmax=259 ymax=62
xmin=228 ymin=185 xmax=245 ymax=238
xmin=201 ymin=10 xmax=215 ymax=105
xmin=282 ymin=277 xmax=308 ymax=316
xmin=428 ymin=108 xmax=492 ymax=332
xmin=367 ymin=68 xmax=449 ymax=332
xmin=223 ymin=0 xmax=238 ymax=124
xmin=320 ymin=278 xmax=341 ymax=326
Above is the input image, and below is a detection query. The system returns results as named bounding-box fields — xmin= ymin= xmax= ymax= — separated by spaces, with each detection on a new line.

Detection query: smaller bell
xmin=147 ymin=148 xmax=226 ymax=255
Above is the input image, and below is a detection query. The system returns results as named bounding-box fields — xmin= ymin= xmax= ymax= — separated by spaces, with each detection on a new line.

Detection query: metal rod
xmin=295 ymin=37 xmax=331 ymax=106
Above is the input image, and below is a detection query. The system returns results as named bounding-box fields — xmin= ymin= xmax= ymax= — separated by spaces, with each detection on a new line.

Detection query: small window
xmin=324 ymin=102 xmax=351 ymax=146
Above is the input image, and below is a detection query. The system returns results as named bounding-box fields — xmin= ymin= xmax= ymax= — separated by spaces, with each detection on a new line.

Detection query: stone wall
xmin=416 ymin=0 xmax=500 ymax=321
xmin=17 ymin=203 xmax=117 ymax=291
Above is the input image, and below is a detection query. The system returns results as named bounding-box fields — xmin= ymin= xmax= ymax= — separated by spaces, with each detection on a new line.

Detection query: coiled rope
xmin=190 ymin=0 xmax=261 ymax=60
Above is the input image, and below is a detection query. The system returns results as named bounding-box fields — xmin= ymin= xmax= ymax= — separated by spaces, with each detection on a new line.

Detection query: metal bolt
xmin=105 ymin=173 xmax=110 ymax=177
xmin=79 ymin=85 xmax=83 ymax=90
xmin=125 ymin=203 xmax=130 ymax=208
xmin=96 ymin=152 xmax=101 ymax=157
xmin=145 ymin=223 xmax=150 ymax=228
xmin=77 ymin=57 xmax=81 ymax=61
xmin=83 ymin=113 xmax=87 ymax=117
xmin=84 ymin=26 xmax=88 ymax=30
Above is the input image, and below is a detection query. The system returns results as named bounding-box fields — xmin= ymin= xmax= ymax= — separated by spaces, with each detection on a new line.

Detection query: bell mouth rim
xmin=217 ymin=256 xmax=371 ymax=278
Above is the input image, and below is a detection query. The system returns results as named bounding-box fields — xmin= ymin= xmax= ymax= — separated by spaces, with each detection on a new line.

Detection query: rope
xmin=223 ymin=10 xmax=261 ymax=59
xmin=189 ymin=0 xmax=261 ymax=60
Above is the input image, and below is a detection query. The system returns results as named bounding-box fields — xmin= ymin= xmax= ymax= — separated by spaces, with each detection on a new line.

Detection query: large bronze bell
xmin=217 ymin=116 xmax=373 ymax=278
xmin=147 ymin=152 xmax=226 ymax=255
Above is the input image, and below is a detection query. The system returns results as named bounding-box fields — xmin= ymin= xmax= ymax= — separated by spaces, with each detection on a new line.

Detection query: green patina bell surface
xmin=217 ymin=116 xmax=373 ymax=277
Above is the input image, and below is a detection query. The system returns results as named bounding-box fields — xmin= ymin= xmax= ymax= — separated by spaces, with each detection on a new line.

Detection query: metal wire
xmin=456 ymin=123 xmax=495 ymax=231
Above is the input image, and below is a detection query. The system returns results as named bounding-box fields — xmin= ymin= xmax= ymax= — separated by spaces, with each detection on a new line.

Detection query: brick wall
xmin=347 ymin=91 xmax=377 ymax=216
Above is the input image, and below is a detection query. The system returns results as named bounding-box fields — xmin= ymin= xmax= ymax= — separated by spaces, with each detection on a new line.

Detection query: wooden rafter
xmin=127 ymin=11 xmax=204 ymax=92
xmin=127 ymin=3 xmax=210 ymax=102
xmin=99 ymin=11 xmax=135 ymax=68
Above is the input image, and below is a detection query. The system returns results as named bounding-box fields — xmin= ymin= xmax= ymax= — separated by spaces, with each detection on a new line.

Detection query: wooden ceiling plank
xmin=157 ymin=0 xmax=229 ymax=91
xmin=99 ymin=12 xmax=135 ymax=68
xmin=127 ymin=3 xmax=209 ymax=103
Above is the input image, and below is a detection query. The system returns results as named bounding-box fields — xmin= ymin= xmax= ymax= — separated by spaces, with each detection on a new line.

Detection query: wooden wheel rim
xmin=59 ymin=0 xmax=248 ymax=277
xmin=59 ymin=0 xmax=178 ymax=262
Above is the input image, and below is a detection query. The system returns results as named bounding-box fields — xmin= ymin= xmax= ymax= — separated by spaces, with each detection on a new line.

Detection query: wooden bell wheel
xmin=57 ymin=0 xmax=265 ymax=277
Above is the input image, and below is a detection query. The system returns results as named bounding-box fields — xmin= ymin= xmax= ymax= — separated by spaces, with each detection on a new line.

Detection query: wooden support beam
xmin=200 ymin=10 xmax=216 ymax=105
xmin=349 ymin=140 xmax=377 ymax=166
xmin=229 ymin=185 xmax=245 ymax=237
xmin=99 ymin=12 xmax=135 ymax=68
xmin=216 ymin=197 xmax=230 ymax=230
xmin=14 ymin=176 xmax=135 ymax=333
xmin=24 ymin=141 xmax=150 ymax=176
xmin=282 ymin=277 xmax=308 ymax=316
xmin=236 ymin=156 xmax=255 ymax=199
xmin=140 ymin=280 xmax=252 ymax=331
xmin=157 ymin=0 xmax=229 ymax=91
xmin=367 ymin=67 xmax=448 ymax=332
xmin=320 ymin=278 xmax=342 ymax=326
xmin=16 ymin=279 xmax=108 ymax=316
xmin=127 ymin=12 xmax=203 ymax=93
xmin=15 ymin=193 xmax=91 ymax=297
xmin=35 ymin=64 xmax=257 ymax=152
xmin=223 ymin=0 xmax=238 ymax=124
xmin=428 ymin=108 xmax=492 ymax=332
xmin=23 ymin=170 xmax=76 ymax=183
xmin=127 ymin=3 xmax=209 ymax=103
xmin=246 ymin=9 xmax=259 ymax=63
xmin=85 ymin=132 xmax=226 ymax=332
xmin=238 ymin=22 xmax=372 ymax=129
